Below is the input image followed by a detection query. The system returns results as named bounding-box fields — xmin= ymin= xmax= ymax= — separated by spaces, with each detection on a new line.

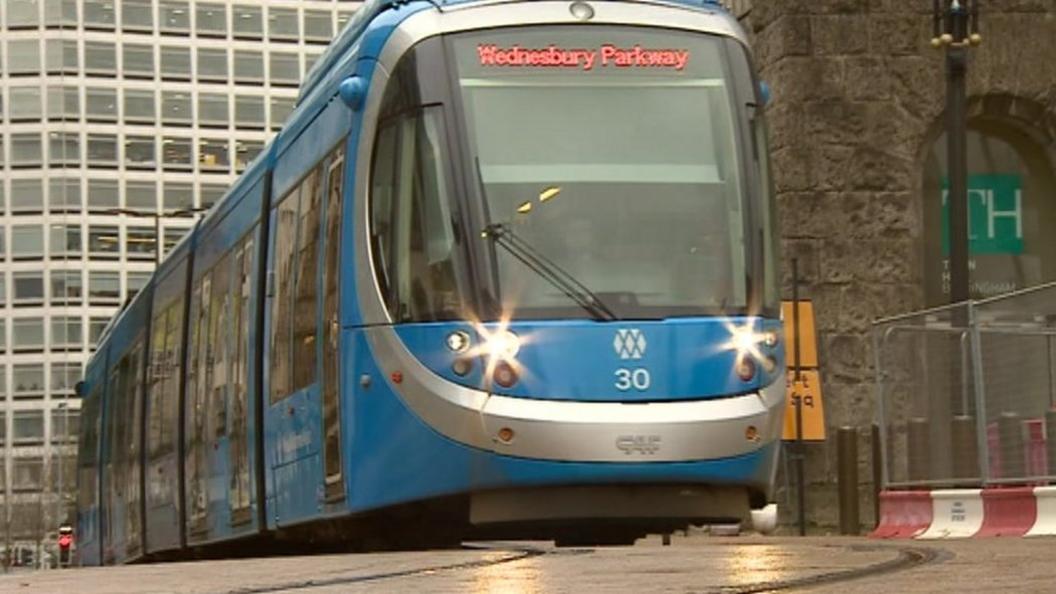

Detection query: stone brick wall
xmin=739 ymin=1 xmax=1056 ymax=529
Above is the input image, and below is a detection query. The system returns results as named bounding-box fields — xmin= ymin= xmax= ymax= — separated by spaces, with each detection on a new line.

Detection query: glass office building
xmin=0 ymin=0 xmax=360 ymax=546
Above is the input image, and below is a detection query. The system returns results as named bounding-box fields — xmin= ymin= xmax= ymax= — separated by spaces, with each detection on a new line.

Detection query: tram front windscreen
xmin=451 ymin=26 xmax=754 ymax=320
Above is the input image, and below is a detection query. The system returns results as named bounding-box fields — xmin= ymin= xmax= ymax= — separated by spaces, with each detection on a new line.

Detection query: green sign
xmin=941 ymin=174 xmax=1023 ymax=255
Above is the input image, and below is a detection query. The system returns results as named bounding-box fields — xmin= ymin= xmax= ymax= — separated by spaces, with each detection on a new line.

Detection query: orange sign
xmin=783 ymin=370 xmax=826 ymax=441
xmin=781 ymin=301 xmax=818 ymax=369
xmin=781 ymin=300 xmax=825 ymax=441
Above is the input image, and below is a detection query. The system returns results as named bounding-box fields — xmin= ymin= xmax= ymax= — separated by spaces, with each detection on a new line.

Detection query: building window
xmin=84 ymin=0 xmax=115 ymax=29
xmin=52 ymin=410 xmax=79 ymax=443
xmin=0 ymin=275 xmax=6 ymax=306
xmin=304 ymin=11 xmax=333 ymax=43
xmin=9 ymin=40 xmax=41 ymax=75
xmin=235 ymin=140 xmax=264 ymax=172
xmin=52 ymin=362 xmax=81 ymax=394
xmin=270 ymin=53 xmax=301 ymax=86
xmin=87 ymin=179 xmax=119 ymax=212
xmin=233 ymin=50 xmax=264 ymax=83
xmin=338 ymin=11 xmax=355 ymax=30
xmin=48 ymin=131 xmax=80 ymax=167
xmin=45 ymin=39 xmax=79 ymax=75
xmin=88 ymin=226 xmax=120 ymax=259
xmin=233 ymin=5 xmax=263 ymax=39
xmin=122 ymin=43 xmax=154 ymax=79
xmin=122 ymin=0 xmax=153 ymax=31
xmin=87 ymin=134 xmax=118 ymax=168
xmin=85 ymin=88 xmax=118 ymax=122
xmin=51 ymin=316 xmax=82 ymax=350
xmin=89 ymin=270 xmax=120 ymax=303
xmin=12 ymin=457 xmax=43 ymax=490
xmin=13 ymin=271 xmax=44 ymax=306
xmin=12 ymin=318 xmax=44 ymax=352
xmin=196 ymin=3 xmax=226 ymax=37
xmin=160 ymin=46 xmax=191 ymax=81
xmin=164 ymin=182 xmax=193 ymax=211
xmin=44 ymin=0 xmax=79 ymax=29
xmin=128 ymin=271 xmax=151 ymax=298
xmin=197 ymin=48 xmax=228 ymax=82
xmin=199 ymin=139 xmax=230 ymax=172
xmin=164 ymin=227 xmax=189 ymax=254
xmin=161 ymin=91 xmax=192 ymax=125
xmin=198 ymin=93 xmax=229 ymax=128
xmin=124 ymin=89 xmax=155 ymax=124
xmin=49 ymin=178 xmax=82 ymax=212
xmin=11 ymin=179 xmax=44 ymax=213
xmin=126 ymin=181 xmax=156 ymax=212
xmin=7 ymin=0 xmax=41 ymax=29
xmin=11 ymin=133 xmax=43 ymax=168
xmin=235 ymin=95 xmax=265 ymax=129
xmin=125 ymin=135 xmax=156 ymax=169
xmin=306 ymin=52 xmax=323 ymax=72
xmin=159 ymin=1 xmax=189 ymax=33
xmin=271 ymin=97 xmax=295 ymax=131
xmin=162 ymin=137 xmax=193 ymax=170
xmin=10 ymin=87 xmax=43 ymax=122
xmin=49 ymin=224 xmax=82 ymax=257
xmin=127 ymin=227 xmax=156 ymax=260
xmin=51 ymin=269 xmax=83 ymax=303
xmin=200 ymin=184 xmax=226 ymax=210
xmin=84 ymin=41 xmax=117 ymax=75
xmin=924 ymin=121 xmax=1056 ymax=304
xmin=11 ymin=225 xmax=44 ymax=259
xmin=89 ymin=316 xmax=109 ymax=347
xmin=46 ymin=86 xmax=79 ymax=121
xmin=268 ymin=8 xmax=299 ymax=41
xmin=14 ymin=365 xmax=45 ymax=398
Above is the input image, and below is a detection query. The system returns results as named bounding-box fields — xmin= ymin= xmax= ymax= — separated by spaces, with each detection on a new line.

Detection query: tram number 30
xmin=614 ymin=368 xmax=651 ymax=391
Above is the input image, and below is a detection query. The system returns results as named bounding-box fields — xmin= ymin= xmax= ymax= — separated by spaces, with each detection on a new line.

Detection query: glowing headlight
xmin=484 ymin=330 xmax=521 ymax=361
xmin=446 ymin=331 xmax=471 ymax=353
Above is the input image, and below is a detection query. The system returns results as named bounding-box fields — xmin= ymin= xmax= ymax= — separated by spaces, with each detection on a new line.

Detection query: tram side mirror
xmin=74 ymin=381 xmax=85 ymax=399
xmin=339 ymin=76 xmax=367 ymax=111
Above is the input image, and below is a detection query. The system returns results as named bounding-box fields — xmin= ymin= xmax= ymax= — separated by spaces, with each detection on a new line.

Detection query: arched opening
xmin=923 ymin=113 xmax=1056 ymax=306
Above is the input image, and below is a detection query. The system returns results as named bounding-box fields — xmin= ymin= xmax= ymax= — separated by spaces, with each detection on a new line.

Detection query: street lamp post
xmin=932 ymin=0 xmax=982 ymax=305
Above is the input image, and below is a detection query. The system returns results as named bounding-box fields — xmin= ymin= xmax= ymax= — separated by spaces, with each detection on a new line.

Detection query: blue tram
xmin=76 ymin=0 xmax=784 ymax=564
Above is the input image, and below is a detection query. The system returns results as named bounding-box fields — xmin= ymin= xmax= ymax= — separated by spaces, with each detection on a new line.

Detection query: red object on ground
xmin=977 ymin=487 xmax=1038 ymax=537
xmin=871 ymin=490 xmax=932 ymax=538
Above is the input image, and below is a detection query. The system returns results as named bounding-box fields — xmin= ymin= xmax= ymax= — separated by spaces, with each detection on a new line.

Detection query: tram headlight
xmin=484 ymin=330 xmax=521 ymax=361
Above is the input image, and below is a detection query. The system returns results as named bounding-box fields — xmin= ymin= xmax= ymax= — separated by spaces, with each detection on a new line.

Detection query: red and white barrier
xmin=871 ymin=491 xmax=932 ymax=538
xmin=873 ymin=487 xmax=1056 ymax=539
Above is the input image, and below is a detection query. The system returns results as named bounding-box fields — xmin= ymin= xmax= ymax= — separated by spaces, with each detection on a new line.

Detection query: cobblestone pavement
xmin=0 ymin=534 xmax=1053 ymax=593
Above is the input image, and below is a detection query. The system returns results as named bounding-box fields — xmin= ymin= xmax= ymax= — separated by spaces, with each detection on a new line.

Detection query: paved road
xmin=0 ymin=534 xmax=1052 ymax=593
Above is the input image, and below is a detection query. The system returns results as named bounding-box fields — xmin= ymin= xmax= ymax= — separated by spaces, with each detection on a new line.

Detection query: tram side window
xmin=369 ymin=109 xmax=463 ymax=322
xmin=269 ymin=189 xmax=298 ymax=402
xmin=269 ymin=152 xmax=331 ymax=402
xmin=147 ymin=300 xmax=184 ymax=459
xmin=76 ymin=386 xmax=101 ymax=512
xmin=209 ymin=254 xmax=231 ymax=438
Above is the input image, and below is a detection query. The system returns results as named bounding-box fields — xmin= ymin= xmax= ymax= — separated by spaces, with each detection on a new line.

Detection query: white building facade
xmin=0 ymin=0 xmax=360 ymax=552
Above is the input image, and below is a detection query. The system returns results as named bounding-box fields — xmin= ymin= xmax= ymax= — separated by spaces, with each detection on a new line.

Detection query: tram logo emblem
xmin=614 ymin=329 xmax=647 ymax=360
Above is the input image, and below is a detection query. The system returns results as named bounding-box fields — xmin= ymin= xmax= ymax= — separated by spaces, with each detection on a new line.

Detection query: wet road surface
xmin=1 ymin=534 xmax=1052 ymax=593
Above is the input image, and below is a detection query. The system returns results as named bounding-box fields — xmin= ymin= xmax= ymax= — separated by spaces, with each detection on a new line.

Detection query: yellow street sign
xmin=783 ymin=370 xmax=826 ymax=441
xmin=781 ymin=301 xmax=818 ymax=369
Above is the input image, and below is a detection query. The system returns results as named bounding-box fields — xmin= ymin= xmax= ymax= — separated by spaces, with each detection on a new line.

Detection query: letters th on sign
xmin=783 ymin=370 xmax=826 ymax=441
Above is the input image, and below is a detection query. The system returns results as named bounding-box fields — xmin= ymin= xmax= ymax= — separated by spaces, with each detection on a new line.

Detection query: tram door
xmin=321 ymin=148 xmax=346 ymax=502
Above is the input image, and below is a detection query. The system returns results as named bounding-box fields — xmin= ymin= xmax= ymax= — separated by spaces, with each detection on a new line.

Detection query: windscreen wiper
xmin=482 ymin=222 xmax=618 ymax=322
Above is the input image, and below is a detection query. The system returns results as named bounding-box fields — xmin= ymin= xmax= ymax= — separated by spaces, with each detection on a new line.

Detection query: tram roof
xmin=298 ymin=0 xmax=729 ymax=105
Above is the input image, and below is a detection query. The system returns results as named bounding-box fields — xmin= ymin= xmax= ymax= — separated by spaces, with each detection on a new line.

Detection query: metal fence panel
xmin=875 ymin=282 xmax=1056 ymax=489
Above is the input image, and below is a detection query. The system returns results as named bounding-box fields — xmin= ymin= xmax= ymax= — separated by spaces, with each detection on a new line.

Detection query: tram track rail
xmin=221 ymin=540 xmax=945 ymax=594
xmin=716 ymin=543 xmax=945 ymax=594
